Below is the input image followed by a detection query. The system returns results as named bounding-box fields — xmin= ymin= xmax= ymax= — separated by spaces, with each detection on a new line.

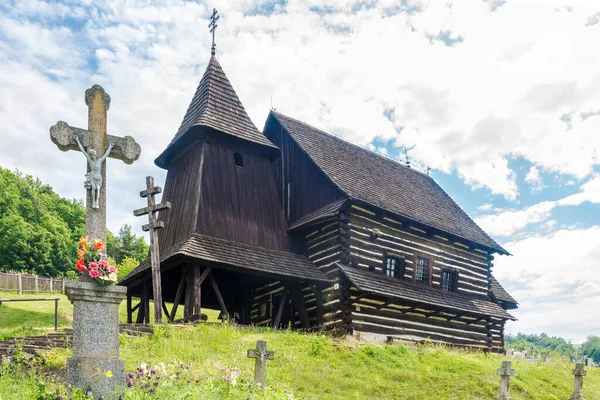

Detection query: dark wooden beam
xmin=272 ymin=288 xmax=289 ymax=329
xmin=127 ymin=295 xmax=132 ymax=324
xmin=313 ymin=285 xmax=323 ymax=326
xmin=169 ymin=271 xmax=187 ymax=322
xmin=290 ymin=286 xmax=310 ymax=329
xmin=162 ymin=301 xmax=170 ymax=320
xmin=209 ymin=272 xmax=229 ymax=322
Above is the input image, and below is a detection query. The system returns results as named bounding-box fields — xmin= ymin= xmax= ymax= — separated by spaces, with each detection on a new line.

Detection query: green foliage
xmin=107 ymin=224 xmax=149 ymax=264
xmin=505 ymin=332 xmax=576 ymax=360
xmin=0 ymin=167 xmax=85 ymax=277
xmin=118 ymin=256 xmax=141 ymax=281
xmin=581 ymin=336 xmax=600 ymax=363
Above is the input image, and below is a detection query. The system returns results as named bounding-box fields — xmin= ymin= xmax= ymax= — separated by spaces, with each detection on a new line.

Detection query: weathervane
xmin=209 ymin=8 xmax=220 ymax=56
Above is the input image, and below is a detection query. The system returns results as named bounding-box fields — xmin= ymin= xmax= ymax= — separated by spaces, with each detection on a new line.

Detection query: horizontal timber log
xmin=351 ymin=304 xmax=488 ymax=335
xmin=353 ymin=322 xmax=489 ymax=348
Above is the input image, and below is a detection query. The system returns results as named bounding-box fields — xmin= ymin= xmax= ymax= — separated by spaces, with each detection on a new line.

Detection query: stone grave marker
xmin=247 ymin=340 xmax=275 ymax=386
xmin=497 ymin=360 xmax=515 ymax=400
xmin=570 ymin=362 xmax=586 ymax=400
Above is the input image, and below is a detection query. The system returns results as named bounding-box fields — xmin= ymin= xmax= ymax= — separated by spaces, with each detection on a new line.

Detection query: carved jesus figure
xmin=74 ymin=135 xmax=113 ymax=209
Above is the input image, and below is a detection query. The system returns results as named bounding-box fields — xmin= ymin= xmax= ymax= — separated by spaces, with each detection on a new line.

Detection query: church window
xmin=414 ymin=255 xmax=431 ymax=284
xmin=441 ymin=269 xmax=458 ymax=292
xmin=234 ymin=152 xmax=243 ymax=167
xmin=383 ymin=253 xmax=405 ymax=278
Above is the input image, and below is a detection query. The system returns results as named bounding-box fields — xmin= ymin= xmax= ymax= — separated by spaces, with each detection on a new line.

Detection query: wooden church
xmin=121 ymin=45 xmax=517 ymax=352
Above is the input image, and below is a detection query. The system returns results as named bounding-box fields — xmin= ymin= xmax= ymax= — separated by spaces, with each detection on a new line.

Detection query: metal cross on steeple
xmin=209 ymin=8 xmax=220 ymax=56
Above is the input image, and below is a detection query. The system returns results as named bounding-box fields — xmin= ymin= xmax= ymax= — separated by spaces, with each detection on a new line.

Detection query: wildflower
xmin=93 ymin=239 xmax=104 ymax=251
xmin=76 ymin=258 xmax=87 ymax=272
xmin=104 ymin=370 xmax=113 ymax=378
xmin=78 ymin=236 xmax=89 ymax=250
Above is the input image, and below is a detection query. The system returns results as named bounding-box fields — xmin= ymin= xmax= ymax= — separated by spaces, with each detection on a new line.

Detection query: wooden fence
xmin=0 ymin=271 xmax=64 ymax=294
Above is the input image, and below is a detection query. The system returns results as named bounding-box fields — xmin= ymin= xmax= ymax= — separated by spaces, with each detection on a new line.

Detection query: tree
xmin=580 ymin=336 xmax=600 ymax=363
xmin=0 ymin=167 xmax=85 ymax=277
xmin=106 ymin=224 xmax=149 ymax=265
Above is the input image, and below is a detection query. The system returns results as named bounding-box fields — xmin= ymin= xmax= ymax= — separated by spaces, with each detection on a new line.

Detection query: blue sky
xmin=1 ymin=0 xmax=600 ymax=342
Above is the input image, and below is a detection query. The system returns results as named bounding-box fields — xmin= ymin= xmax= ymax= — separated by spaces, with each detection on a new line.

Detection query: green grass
xmin=0 ymin=292 xmax=220 ymax=338
xmin=1 ymin=292 xmax=599 ymax=399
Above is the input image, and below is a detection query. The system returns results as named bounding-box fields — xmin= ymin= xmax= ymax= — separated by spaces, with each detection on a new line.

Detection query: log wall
xmin=348 ymin=205 xmax=491 ymax=298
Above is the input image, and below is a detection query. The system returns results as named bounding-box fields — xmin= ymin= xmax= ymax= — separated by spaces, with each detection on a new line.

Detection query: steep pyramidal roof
xmin=155 ymin=56 xmax=278 ymax=168
xmin=269 ymin=111 xmax=507 ymax=255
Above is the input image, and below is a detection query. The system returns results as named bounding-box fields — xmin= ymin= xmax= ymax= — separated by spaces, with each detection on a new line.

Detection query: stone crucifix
xmin=49 ymin=85 xmax=141 ymax=246
xmin=570 ymin=362 xmax=586 ymax=400
xmin=497 ymin=360 xmax=515 ymax=400
xmin=247 ymin=340 xmax=274 ymax=386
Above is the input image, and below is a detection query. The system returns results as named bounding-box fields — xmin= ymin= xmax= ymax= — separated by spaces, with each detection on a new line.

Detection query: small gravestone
xmin=247 ymin=340 xmax=274 ymax=386
xmin=50 ymin=85 xmax=141 ymax=399
xmin=570 ymin=362 xmax=586 ymax=400
xmin=497 ymin=360 xmax=515 ymax=400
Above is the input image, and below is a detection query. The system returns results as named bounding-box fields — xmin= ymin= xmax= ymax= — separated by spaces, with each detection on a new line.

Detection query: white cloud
xmin=495 ymin=226 xmax=600 ymax=342
xmin=476 ymin=173 xmax=600 ymax=236
xmin=476 ymin=201 xmax=556 ymax=237
xmin=525 ymin=166 xmax=545 ymax=192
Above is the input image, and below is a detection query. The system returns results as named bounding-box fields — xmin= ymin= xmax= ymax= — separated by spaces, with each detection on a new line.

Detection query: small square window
xmin=415 ymin=257 xmax=430 ymax=284
xmin=384 ymin=254 xmax=405 ymax=278
xmin=259 ymin=298 xmax=271 ymax=319
xmin=441 ymin=269 xmax=458 ymax=292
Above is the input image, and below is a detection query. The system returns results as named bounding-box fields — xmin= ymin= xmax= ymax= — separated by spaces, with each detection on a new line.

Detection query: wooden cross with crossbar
xmin=133 ymin=176 xmax=171 ymax=323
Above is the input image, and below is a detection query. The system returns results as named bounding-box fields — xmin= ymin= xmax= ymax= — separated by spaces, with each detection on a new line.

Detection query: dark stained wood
xmin=170 ymin=271 xmax=186 ymax=322
xmin=127 ymin=295 xmax=132 ymax=324
xmin=209 ymin=272 xmax=229 ymax=322
xmin=272 ymin=287 xmax=288 ymax=329
xmin=290 ymin=286 xmax=310 ymax=328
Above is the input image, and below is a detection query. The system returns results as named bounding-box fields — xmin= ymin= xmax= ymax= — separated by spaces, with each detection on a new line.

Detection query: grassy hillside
xmin=1 ymin=293 xmax=599 ymax=399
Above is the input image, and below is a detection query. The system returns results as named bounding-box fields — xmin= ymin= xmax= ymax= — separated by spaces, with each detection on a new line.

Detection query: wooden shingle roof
xmin=155 ymin=56 xmax=279 ymax=168
xmin=270 ymin=111 xmax=507 ymax=255
xmin=287 ymin=198 xmax=350 ymax=231
xmin=121 ymin=233 xmax=330 ymax=285
xmin=490 ymin=275 xmax=518 ymax=306
xmin=339 ymin=264 xmax=515 ymax=320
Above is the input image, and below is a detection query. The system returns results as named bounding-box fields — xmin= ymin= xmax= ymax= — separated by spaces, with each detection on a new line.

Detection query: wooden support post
xmin=162 ymin=301 xmax=170 ymax=320
xmin=49 ymin=277 xmax=53 ymax=293
xmin=209 ymin=272 xmax=229 ymax=322
xmin=570 ymin=362 xmax=586 ymax=400
xmin=192 ymin=266 xmax=202 ymax=316
xmin=144 ymin=285 xmax=150 ymax=324
xmin=127 ymin=295 xmax=132 ymax=324
xmin=497 ymin=361 xmax=515 ymax=400
xmin=35 ymin=275 xmax=39 ymax=294
xmin=54 ymin=298 xmax=59 ymax=331
xmin=313 ymin=285 xmax=324 ymax=327
xmin=272 ymin=288 xmax=288 ymax=329
xmin=183 ymin=268 xmax=194 ymax=321
xmin=290 ymin=286 xmax=310 ymax=329
xmin=247 ymin=340 xmax=275 ymax=386
xmin=17 ymin=273 xmax=22 ymax=295
xmin=170 ymin=271 xmax=186 ymax=322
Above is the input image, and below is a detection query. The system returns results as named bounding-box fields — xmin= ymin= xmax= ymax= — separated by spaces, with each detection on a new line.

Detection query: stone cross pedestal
xmin=570 ymin=362 xmax=586 ymax=400
xmin=247 ymin=340 xmax=275 ymax=386
xmin=65 ymin=281 xmax=127 ymax=399
xmin=497 ymin=360 xmax=515 ymax=400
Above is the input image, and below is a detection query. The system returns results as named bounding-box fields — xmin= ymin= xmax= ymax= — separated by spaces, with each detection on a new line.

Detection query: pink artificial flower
xmin=88 ymin=262 xmax=98 ymax=270
xmin=108 ymin=266 xmax=117 ymax=273
xmin=89 ymin=269 xmax=100 ymax=279
xmin=99 ymin=259 xmax=109 ymax=269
